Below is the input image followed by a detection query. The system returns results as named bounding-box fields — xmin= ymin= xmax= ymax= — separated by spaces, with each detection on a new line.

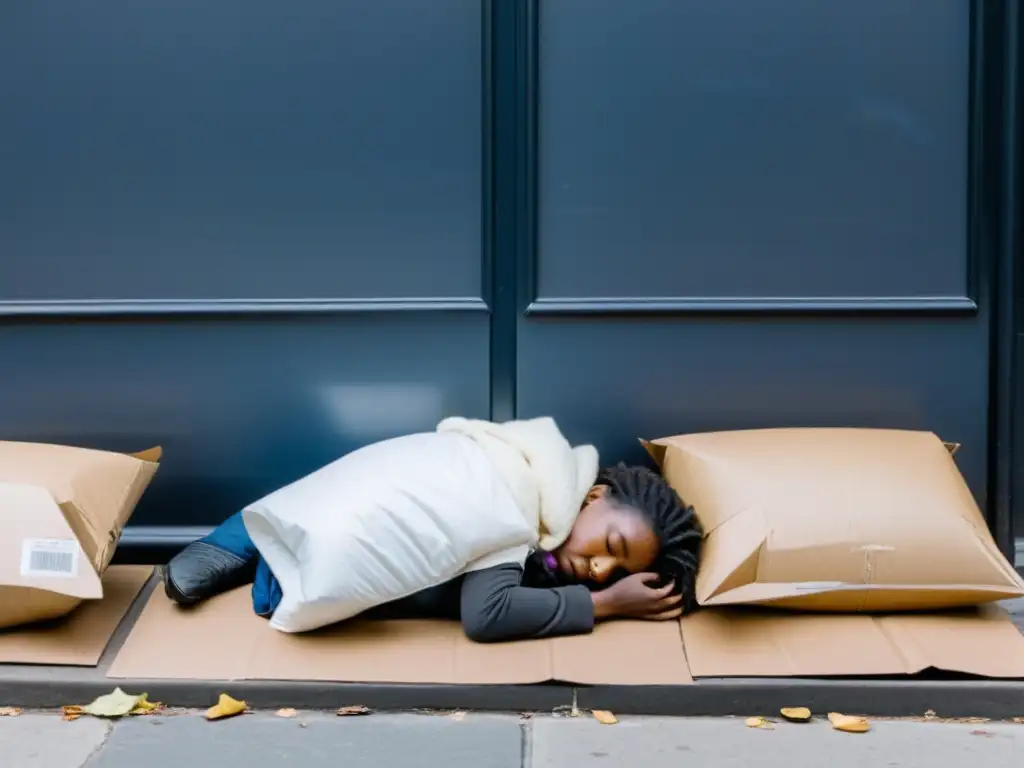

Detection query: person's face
xmin=551 ymin=487 xmax=660 ymax=586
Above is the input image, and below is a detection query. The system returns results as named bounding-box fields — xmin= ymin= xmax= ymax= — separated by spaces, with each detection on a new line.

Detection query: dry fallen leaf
xmin=336 ymin=705 xmax=371 ymax=717
xmin=745 ymin=716 xmax=774 ymax=730
xmin=0 ymin=707 xmax=21 ymax=717
xmin=1011 ymin=717 xmax=1024 ymax=725
xmin=450 ymin=711 xmax=467 ymax=722
xmin=81 ymin=688 xmax=143 ymax=719
xmin=780 ymin=707 xmax=811 ymax=723
xmin=130 ymin=694 xmax=162 ymax=716
xmin=924 ymin=709 xmax=938 ymax=720
xmin=205 ymin=694 xmax=247 ymax=721
xmin=592 ymin=710 xmax=618 ymax=725
xmin=61 ymin=706 xmax=84 ymax=722
xmin=276 ymin=708 xmax=298 ymax=719
xmin=828 ymin=713 xmax=871 ymax=733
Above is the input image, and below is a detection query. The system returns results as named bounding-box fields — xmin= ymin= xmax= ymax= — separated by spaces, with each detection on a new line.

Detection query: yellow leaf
xmin=81 ymin=688 xmax=142 ymax=718
xmin=745 ymin=716 xmax=774 ymax=730
xmin=592 ymin=710 xmax=618 ymax=725
xmin=130 ymin=694 xmax=162 ymax=716
xmin=61 ymin=706 xmax=84 ymax=722
xmin=0 ymin=707 xmax=21 ymax=717
xmin=205 ymin=694 xmax=247 ymax=721
xmin=780 ymin=707 xmax=812 ymax=723
xmin=828 ymin=712 xmax=871 ymax=733
xmin=336 ymin=705 xmax=371 ymax=717
xmin=276 ymin=708 xmax=298 ymax=718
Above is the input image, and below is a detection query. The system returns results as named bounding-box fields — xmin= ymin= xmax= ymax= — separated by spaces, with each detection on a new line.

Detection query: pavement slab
xmin=531 ymin=714 xmax=1021 ymax=768
xmin=87 ymin=712 xmax=522 ymax=768
xmin=0 ymin=715 xmax=110 ymax=768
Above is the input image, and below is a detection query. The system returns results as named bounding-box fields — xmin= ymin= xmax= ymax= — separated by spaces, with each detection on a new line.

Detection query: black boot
xmin=164 ymin=541 xmax=257 ymax=606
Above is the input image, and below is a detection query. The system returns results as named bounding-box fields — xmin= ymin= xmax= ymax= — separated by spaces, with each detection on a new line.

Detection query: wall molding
xmin=120 ymin=525 xmax=211 ymax=549
xmin=526 ymin=296 xmax=979 ymax=316
xmin=487 ymin=0 xmax=536 ymax=421
xmin=0 ymin=297 xmax=490 ymax=318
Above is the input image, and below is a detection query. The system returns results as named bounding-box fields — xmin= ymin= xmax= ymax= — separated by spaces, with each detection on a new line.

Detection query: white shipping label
xmin=20 ymin=538 xmax=81 ymax=578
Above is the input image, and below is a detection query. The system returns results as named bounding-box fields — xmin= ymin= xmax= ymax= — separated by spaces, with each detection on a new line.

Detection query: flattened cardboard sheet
xmin=107 ymin=586 xmax=693 ymax=685
xmin=108 ymin=583 xmax=1024 ymax=684
xmin=681 ymin=605 xmax=1024 ymax=679
xmin=0 ymin=566 xmax=153 ymax=666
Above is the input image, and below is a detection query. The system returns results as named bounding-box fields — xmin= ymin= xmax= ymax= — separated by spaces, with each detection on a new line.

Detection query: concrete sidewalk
xmin=1 ymin=711 xmax=1020 ymax=768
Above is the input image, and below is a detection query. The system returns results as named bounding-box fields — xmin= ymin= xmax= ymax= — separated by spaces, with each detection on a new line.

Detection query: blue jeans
xmin=199 ymin=511 xmax=282 ymax=617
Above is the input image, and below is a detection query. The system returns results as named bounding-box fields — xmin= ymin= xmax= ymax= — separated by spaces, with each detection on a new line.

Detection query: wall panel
xmin=0 ymin=0 xmax=482 ymax=304
xmin=0 ymin=0 xmax=489 ymax=551
xmin=520 ymin=0 xmax=991 ymax=508
xmin=536 ymin=0 xmax=971 ymax=305
xmin=0 ymin=313 xmax=490 ymax=531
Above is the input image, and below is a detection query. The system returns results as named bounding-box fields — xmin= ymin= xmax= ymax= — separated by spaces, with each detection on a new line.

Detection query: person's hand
xmin=591 ymin=573 xmax=682 ymax=621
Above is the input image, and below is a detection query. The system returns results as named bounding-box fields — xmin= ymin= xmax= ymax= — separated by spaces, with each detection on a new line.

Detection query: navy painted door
xmin=516 ymin=0 xmax=994 ymax=513
xmin=0 ymin=0 xmax=490 ymax=548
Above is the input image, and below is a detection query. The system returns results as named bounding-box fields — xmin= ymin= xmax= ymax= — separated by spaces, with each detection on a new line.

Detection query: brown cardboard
xmin=681 ymin=605 xmax=1024 ymax=678
xmin=0 ymin=566 xmax=153 ymax=666
xmin=644 ymin=428 xmax=1024 ymax=611
xmin=0 ymin=442 xmax=161 ymax=629
xmin=108 ymin=585 xmax=1024 ymax=683
xmin=108 ymin=586 xmax=693 ymax=685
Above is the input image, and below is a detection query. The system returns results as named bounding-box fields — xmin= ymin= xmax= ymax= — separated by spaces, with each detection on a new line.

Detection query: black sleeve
xmin=459 ymin=562 xmax=595 ymax=643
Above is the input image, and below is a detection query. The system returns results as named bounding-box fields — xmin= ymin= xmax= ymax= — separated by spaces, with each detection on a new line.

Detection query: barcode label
xmin=20 ymin=539 xmax=80 ymax=578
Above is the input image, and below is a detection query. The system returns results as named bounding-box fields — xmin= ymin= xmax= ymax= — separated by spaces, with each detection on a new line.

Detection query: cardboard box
xmin=643 ymin=428 xmax=1024 ymax=611
xmin=0 ymin=566 xmax=154 ymax=666
xmin=0 ymin=442 xmax=160 ymax=629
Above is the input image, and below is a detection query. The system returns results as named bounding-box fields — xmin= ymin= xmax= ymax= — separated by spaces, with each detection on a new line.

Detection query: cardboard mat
xmin=681 ymin=606 xmax=1024 ymax=679
xmin=107 ymin=584 xmax=1024 ymax=684
xmin=107 ymin=587 xmax=692 ymax=685
xmin=0 ymin=566 xmax=153 ymax=666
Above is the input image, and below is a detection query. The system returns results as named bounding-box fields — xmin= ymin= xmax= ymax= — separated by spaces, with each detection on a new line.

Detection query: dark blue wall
xmin=0 ymin=0 xmax=490 ymax=543
xmin=0 ymin=0 xmax=1016 ymax=555
xmin=521 ymin=0 xmax=985 ymax=479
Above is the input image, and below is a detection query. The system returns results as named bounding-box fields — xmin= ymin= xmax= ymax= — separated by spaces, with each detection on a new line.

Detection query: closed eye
xmin=606 ymin=527 xmax=628 ymax=560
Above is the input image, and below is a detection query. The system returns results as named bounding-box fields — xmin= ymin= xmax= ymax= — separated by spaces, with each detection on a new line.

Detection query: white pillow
xmin=242 ymin=431 xmax=535 ymax=633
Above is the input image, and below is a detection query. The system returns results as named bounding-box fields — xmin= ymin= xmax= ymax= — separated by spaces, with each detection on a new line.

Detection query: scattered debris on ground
xmin=336 ymin=705 xmax=372 ymax=717
xmin=592 ymin=710 xmax=618 ymax=725
xmin=828 ymin=713 xmax=871 ymax=733
xmin=205 ymin=694 xmax=247 ymax=721
xmin=60 ymin=689 xmax=163 ymax=721
xmin=780 ymin=707 xmax=811 ymax=723
xmin=1 ymin=702 xmax=1017 ymax=724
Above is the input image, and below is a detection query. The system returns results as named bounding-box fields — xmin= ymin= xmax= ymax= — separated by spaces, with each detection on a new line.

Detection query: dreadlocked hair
xmin=598 ymin=463 xmax=703 ymax=613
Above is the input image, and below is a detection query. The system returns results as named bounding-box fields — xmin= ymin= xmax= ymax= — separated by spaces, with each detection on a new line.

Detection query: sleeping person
xmin=163 ymin=417 xmax=702 ymax=643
